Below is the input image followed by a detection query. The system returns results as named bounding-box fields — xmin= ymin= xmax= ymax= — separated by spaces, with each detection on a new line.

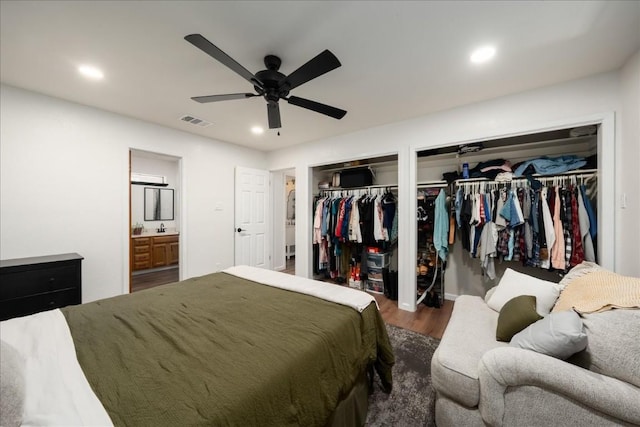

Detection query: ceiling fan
xmin=184 ymin=34 xmax=347 ymax=129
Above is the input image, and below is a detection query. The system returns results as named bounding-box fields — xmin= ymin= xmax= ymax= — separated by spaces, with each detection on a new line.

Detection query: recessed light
xmin=470 ymin=46 xmax=496 ymax=64
xmin=251 ymin=126 xmax=264 ymax=135
xmin=78 ymin=64 xmax=104 ymax=80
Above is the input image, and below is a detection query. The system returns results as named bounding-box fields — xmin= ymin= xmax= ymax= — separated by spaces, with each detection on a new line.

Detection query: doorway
xmin=129 ymin=149 xmax=181 ymax=292
xmin=284 ymin=173 xmax=296 ymax=274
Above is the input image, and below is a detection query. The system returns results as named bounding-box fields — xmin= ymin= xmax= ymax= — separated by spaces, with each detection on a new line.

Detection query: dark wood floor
xmin=372 ymin=293 xmax=453 ymax=339
xmin=281 ymin=257 xmax=452 ymax=339
xmin=131 ymin=267 xmax=179 ymax=292
xmin=132 ymin=259 xmax=453 ymax=340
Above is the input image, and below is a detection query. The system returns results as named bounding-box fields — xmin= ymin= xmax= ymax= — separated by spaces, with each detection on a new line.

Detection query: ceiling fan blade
xmin=185 ymin=34 xmax=263 ymax=89
xmin=191 ymin=93 xmax=257 ymax=103
xmin=267 ymin=102 xmax=281 ymax=129
xmin=287 ymin=96 xmax=347 ymax=120
xmin=283 ymin=50 xmax=341 ymax=90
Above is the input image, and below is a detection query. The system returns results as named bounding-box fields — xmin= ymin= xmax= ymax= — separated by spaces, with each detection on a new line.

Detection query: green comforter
xmin=61 ymin=272 xmax=394 ymax=426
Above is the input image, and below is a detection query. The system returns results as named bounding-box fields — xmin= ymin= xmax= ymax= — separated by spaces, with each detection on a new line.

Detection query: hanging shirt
xmin=340 ymin=197 xmax=354 ymax=240
xmin=455 ymin=187 xmax=463 ymax=228
xmin=540 ymin=187 xmax=555 ymax=269
xmin=321 ymin=199 xmax=330 ymax=237
xmin=478 ymin=221 xmax=498 ymax=279
xmin=348 ymin=198 xmax=362 ymax=243
xmin=551 ymin=186 xmax=566 ymax=270
xmin=577 ymin=189 xmax=596 ymax=262
xmin=509 ymin=189 xmax=525 ymax=227
xmin=313 ymin=198 xmax=326 ymax=244
xmin=373 ymin=196 xmax=387 ymax=242
xmin=581 ymin=184 xmax=598 ymax=239
xmin=495 ymin=190 xmax=508 ymax=228
xmin=570 ymin=188 xmax=585 ymax=266
xmin=561 ymin=188 xmax=573 ymax=269
xmin=434 ymin=189 xmax=450 ymax=261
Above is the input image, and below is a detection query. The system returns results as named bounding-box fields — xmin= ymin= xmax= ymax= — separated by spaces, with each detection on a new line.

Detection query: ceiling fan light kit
xmin=185 ymin=34 xmax=347 ymax=129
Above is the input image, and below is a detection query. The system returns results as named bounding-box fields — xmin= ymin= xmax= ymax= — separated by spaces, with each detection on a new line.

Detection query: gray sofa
xmin=431 ymin=294 xmax=640 ymax=426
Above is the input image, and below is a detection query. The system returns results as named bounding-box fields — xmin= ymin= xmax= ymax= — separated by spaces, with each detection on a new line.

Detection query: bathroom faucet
xmin=158 ymin=223 xmax=165 ymax=233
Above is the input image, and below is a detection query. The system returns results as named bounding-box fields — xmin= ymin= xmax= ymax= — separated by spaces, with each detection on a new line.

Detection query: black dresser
xmin=0 ymin=253 xmax=83 ymax=321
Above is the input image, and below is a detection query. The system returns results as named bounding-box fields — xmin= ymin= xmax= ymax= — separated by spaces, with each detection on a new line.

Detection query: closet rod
xmin=319 ymin=184 xmax=397 ymax=196
xmin=452 ymin=168 xmax=597 ymax=185
xmin=320 ymin=184 xmax=396 ymax=191
xmin=454 ymin=169 xmax=598 ymax=186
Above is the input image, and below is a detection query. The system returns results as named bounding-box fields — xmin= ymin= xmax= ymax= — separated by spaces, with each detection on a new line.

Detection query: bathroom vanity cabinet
xmin=132 ymin=234 xmax=179 ymax=271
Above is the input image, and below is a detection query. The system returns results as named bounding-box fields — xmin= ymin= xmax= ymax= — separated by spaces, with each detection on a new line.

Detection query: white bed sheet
xmin=223 ymin=265 xmax=377 ymax=312
xmin=0 ymin=309 xmax=113 ymax=427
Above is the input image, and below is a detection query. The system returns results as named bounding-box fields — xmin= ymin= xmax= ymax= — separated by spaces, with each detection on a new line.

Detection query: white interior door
xmin=235 ymin=167 xmax=270 ymax=268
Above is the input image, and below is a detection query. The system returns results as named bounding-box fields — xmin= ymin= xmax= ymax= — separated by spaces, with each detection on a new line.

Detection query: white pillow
xmin=487 ymin=268 xmax=562 ymax=316
xmin=510 ymin=310 xmax=587 ymax=359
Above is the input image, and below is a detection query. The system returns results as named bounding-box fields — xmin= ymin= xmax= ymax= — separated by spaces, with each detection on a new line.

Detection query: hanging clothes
xmin=454 ymin=171 xmax=598 ymax=277
xmin=434 ymin=189 xmax=450 ymax=261
xmin=313 ymin=189 xmax=397 ymax=279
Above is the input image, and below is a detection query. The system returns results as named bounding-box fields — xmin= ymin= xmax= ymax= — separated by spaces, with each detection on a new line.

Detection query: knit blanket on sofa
xmin=553 ymin=270 xmax=640 ymax=314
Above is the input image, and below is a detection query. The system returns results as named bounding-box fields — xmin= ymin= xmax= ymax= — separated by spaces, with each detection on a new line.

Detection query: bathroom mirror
xmin=144 ymin=187 xmax=174 ymax=221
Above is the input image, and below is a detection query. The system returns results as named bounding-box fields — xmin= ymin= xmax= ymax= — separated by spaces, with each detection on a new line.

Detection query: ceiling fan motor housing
xmin=255 ymin=56 xmax=290 ymax=101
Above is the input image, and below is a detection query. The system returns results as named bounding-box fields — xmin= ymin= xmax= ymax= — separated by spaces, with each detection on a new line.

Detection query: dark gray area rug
xmin=366 ymin=324 xmax=440 ymax=427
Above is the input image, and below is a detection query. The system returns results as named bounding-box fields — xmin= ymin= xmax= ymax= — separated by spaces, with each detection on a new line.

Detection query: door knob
xmin=236 ymin=228 xmax=246 ymax=233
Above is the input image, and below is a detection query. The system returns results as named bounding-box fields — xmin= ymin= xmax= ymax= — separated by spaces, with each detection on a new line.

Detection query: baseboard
xmin=444 ymin=292 xmax=458 ymax=301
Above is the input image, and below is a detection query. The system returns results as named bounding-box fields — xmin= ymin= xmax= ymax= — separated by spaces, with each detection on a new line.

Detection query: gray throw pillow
xmin=0 ymin=340 xmax=25 ymax=427
xmin=567 ymin=309 xmax=640 ymax=387
xmin=510 ymin=310 xmax=587 ymax=360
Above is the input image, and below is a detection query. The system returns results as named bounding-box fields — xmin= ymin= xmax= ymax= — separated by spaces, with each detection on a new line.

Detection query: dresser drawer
xmin=0 ymin=265 xmax=79 ymax=301
xmin=0 ymin=289 xmax=80 ymax=320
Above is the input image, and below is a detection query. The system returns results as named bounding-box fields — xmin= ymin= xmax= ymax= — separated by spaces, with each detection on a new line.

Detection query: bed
xmin=0 ymin=265 xmax=394 ymax=427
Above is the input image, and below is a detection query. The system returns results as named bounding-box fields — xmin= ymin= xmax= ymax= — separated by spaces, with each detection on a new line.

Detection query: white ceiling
xmin=1 ymin=1 xmax=639 ymax=152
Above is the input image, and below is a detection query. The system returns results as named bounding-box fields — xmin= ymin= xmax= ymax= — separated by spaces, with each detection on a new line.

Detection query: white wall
xmin=618 ymin=50 xmax=640 ymax=277
xmin=267 ymin=70 xmax=627 ymax=311
xmin=0 ymin=84 xmax=267 ymax=303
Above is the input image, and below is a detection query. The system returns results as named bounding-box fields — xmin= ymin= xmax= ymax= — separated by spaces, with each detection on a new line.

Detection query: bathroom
xmin=130 ymin=150 xmax=180 ymax=292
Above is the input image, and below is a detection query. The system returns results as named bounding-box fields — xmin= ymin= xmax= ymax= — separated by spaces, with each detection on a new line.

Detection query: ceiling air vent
xmin=179 ymin=114 xmax=212 ymax=127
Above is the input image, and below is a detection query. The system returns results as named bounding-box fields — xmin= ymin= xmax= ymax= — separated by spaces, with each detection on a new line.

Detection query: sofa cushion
xmin=496 ymin=295 xmax=542 ymax=342
xmin=510 ymin=310 xmax=587 ymax=359
xmin=568 ymin=309 xmax=640 ymax=388
xmin=487 ymin=268 xmax=561 ymax=316
xmin=432 ymin=295 xmax=507 ymax=407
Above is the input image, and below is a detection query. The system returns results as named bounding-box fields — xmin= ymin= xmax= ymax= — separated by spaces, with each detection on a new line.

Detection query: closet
xmin=311 ymin=155 xmax=399 ymax=299
xmin=417 ymin=126 xmax=599 ymax=299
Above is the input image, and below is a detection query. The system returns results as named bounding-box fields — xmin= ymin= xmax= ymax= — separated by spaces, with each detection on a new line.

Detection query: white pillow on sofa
xmin=487 ymin=268 xmax=562 ymax=316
